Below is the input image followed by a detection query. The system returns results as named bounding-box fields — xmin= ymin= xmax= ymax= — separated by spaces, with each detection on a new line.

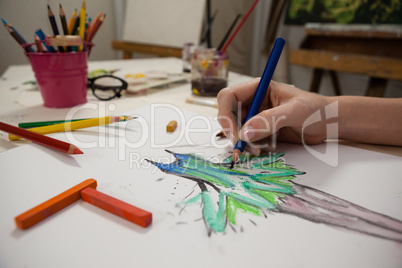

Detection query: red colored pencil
xmin=0 ymin=121 xmax=83 ymax=155
xmin=221 ymin=0 xmax=259 ymax=52
xmin=217 ymin=14 xmax=241 ymax=51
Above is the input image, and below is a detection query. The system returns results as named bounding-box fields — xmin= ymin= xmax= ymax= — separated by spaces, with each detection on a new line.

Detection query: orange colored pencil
xmin=86 ymin=11 xmax=101 ymax=41
xmin=87 ymin=13 xmax=105 ymax=42
xmin=0 ymin=121 xmax=83 ymax=155
xmin=15 ymin=179 xmax=97 ymax=229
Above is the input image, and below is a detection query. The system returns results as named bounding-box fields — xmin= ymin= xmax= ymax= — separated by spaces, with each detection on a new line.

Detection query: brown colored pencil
xmin=4 ymin=25 xmax=35 ymax=53
xmin=0 ymin=121 xmax=83 ymax=155
xmin=34 ymin=34 xmax=43 ymax=52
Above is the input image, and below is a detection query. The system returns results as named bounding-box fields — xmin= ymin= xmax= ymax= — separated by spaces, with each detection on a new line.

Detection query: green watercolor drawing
xmin=148 ymin=150 xmax=402 ymax=242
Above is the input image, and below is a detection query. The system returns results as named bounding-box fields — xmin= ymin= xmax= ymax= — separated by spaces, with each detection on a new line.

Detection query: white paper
xmin=0 ymin=105 xmax=401 ymax=268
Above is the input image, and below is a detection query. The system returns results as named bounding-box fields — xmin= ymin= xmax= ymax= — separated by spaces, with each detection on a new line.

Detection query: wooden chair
xmin=289 ymin=24 xmax=402 ymax=97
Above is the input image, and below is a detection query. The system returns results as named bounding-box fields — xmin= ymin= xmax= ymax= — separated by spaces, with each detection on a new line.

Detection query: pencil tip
xmin=73 ymin=147 xmax=84 ymax=154
xmin=125 ymin=116 xmax=135 ymax=121
xmin=47 ymin=4 xmax=50 ymax=9
xmin=110 ymin=116 xmax=124 ymax=123
xmin=230 ymin=161 xmax=234 ymax=169
xmin=1 ymin=18 xmax=6 ymax=25
xmin=231 ymin=149 xmax=241 ymax=169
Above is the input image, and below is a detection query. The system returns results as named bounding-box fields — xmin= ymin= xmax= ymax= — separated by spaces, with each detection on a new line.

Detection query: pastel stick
xmin=80 ymin=187 xmax=152 ymax=228
xmin=15 ymin=179 xmax=97 ymax=229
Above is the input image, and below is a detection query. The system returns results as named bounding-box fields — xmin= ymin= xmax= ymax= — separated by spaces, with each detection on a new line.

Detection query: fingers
xmin=238 ymin=99 xmax=304 ymax=142
xmin=244 ymin=137 xmax=277 ymax=156
xmin=217 ymin=78 xmax=261 ymax=142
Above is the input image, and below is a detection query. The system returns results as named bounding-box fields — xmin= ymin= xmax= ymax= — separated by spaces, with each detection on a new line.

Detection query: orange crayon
xmin=15 ymin=179 xmax=97 ymax=229
xmin=80 ymin=187 xmax=152 ymax=228
xmin=166 ymin=120 xmax=177 ymax=132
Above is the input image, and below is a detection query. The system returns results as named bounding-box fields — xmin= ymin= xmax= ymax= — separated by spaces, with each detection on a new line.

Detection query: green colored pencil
xmin=18 ymin=116 xmax=136 ymax=129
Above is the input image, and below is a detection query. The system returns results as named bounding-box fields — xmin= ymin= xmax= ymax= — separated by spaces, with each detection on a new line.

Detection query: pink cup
xmin=25 ymin=52 xmax=88 ymax=108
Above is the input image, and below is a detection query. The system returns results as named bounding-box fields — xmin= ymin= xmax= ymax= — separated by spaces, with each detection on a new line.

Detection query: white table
xmin=0 ymin=57 xmax=252 ymax=153
xmin=1 ymin=58 xmax=401 ymax=268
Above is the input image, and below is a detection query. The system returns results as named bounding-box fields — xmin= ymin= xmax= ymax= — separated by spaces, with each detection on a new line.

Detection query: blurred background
xmin=1 ymin=0 xmax=401 ymax=97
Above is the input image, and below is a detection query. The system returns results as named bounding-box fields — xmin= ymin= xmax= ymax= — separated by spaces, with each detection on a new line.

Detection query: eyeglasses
xmin=87 ymin=75 xmax=128 ymax=101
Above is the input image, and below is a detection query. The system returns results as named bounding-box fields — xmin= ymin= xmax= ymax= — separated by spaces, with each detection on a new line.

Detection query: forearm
xmin=327 ymin=96 xmax=402 ymax=146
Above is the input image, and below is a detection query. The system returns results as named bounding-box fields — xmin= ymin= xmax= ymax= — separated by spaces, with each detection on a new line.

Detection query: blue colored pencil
xmin=230 ymin=37 xmax=285 ymax=168
xmin=35 ymin=29 xmax=57 ymax=53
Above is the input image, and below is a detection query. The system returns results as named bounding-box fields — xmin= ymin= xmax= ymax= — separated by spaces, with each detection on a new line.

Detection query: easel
xmin=112 ymin=0 xmax=205 ymax=59
xmin=290 ymin=24 xmax=402 ymax=97
xmin=111 ymin=41 xmax=182 ymax=59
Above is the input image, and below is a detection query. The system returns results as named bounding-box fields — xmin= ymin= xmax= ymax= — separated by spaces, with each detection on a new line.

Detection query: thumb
xmin=238 ymin=101 xmax=298 ymax=142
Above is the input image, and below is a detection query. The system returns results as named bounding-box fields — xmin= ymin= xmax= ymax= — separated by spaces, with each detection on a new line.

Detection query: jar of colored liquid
xmin=191 ymin=48 xmax=228 ymax=96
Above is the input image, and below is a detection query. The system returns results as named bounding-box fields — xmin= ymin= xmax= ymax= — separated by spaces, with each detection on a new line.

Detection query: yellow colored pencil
xmin=9 ymin=116 xmax=134 ymax=141
xmin=67 ymin=9 xmax=77 ymax=35
xmin=78 ymin=0 xmax=86 ymax=51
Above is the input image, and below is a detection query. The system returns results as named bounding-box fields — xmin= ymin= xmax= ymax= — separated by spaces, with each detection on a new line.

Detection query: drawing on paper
xmin=148 ymin=150 xmax=402 ymax=242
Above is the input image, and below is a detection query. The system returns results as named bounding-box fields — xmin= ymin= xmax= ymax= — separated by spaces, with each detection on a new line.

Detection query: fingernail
xmin=248 ymin=145 xmax=261 ymax=156
xmin=241 ymin=125 xmax=255 ymax=142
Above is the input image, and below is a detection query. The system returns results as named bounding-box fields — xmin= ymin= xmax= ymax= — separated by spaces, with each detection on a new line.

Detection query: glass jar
xmin=191 ymin=47 xmax=228 ymax=96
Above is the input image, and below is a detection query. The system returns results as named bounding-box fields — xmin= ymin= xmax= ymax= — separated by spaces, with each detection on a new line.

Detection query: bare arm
xmin=333 ymin=96 xmax=402 ymax=146
xmin=217 ymin=80 xmax=402 ymax=155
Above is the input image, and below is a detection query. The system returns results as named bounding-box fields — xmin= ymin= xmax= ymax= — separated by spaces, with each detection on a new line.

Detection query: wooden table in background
xmin=290 ymin=24 xmax=402 ymax=97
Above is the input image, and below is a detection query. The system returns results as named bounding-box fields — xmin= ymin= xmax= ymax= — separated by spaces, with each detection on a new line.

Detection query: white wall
xmin=0 ymin=0 xmax=117 ymax=75
xmin=2 ymin=0 xmax=400 ymax=97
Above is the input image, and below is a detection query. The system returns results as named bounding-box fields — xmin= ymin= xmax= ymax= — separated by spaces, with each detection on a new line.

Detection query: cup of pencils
xmin=26 ymin=48 xmax=89 ymax=108
xmin=191 ymin=47 xmax=228 ymax=96
xmin=2 ymin=2 xmax=105 ymax=108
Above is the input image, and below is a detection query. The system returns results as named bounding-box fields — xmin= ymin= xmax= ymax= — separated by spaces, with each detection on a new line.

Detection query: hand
xmin=217 ymin=79 xmax=332 ymax=155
